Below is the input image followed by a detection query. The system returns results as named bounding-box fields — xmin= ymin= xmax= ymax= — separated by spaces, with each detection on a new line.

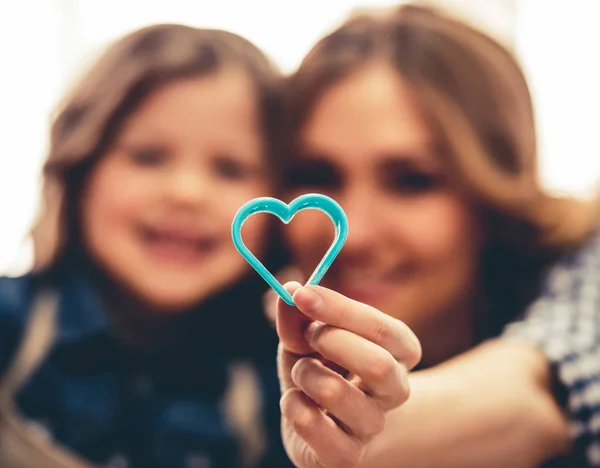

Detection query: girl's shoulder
xmin=0 ymin=273 xmax=38 ymax=322
xmin=0 ymin=273 xmax=45 ymax=376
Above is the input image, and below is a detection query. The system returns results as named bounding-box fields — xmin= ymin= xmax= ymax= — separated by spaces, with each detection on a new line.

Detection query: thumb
xmin=276 ymin=281 xmax=313 ymax=355
xmin=262 ymin=267 xmax=306 ymax=327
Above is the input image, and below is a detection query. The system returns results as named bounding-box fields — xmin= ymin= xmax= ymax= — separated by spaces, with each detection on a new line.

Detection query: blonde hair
xmin=284 ymin=4 xmax=600 ymax=333
xmin=31 ymin=24 xmax=282 ymax=273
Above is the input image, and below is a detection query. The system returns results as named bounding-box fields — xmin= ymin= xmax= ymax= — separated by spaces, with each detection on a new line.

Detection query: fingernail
xmin=293 ymin=287 xmax=323 ymax=313
xmin=283 ymin=281 xmax=303 ymax=295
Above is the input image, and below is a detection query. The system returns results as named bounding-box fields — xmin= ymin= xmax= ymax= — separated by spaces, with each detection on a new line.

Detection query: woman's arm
xmin=361 ymin=338 xmax=570 ymax=468
xmin=363 ymin=230 xmax=600 ymax=468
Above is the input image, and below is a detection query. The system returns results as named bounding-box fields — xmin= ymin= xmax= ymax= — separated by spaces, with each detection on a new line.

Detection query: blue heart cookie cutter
xmin=231 ymin=193 xmax=348 ymax=306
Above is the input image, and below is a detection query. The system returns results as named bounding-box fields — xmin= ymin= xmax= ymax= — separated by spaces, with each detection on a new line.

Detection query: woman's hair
xmin=31 ymin=24 xmax=284 ymax=273
xmin=283 ymin=4 xmax=600 ymax=335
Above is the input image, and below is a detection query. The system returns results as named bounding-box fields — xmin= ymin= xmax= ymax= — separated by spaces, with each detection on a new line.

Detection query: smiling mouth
xmin=138 ymin=226 xmax=218 ymax=264
xmin=325 ymin=267 xmax=412 ymax=304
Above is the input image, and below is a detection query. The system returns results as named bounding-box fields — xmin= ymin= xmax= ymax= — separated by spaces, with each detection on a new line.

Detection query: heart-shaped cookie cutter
xmin=231 ymin=193 xmax=348 ymax=306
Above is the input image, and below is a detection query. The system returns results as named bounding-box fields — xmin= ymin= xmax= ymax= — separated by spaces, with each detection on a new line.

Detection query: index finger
xmin=293 ymin=285 xmax=422 ymax=369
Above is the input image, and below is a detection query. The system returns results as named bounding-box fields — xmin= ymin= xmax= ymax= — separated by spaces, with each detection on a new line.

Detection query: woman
xmin=274 ymin=4 xmax=600 ymax=467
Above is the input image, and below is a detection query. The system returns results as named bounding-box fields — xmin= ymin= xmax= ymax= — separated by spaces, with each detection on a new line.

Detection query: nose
xmin=339 ymin=189 xmax=382 ymax=254
xmin=164 ymin=167 xmax=211 ymax=209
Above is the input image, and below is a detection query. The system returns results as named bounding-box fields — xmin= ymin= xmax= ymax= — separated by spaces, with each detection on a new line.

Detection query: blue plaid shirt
xmin=0 ymin=271 xmax=292 ymax=468
xmin=504 ymin=230 xmax=600 ymax=467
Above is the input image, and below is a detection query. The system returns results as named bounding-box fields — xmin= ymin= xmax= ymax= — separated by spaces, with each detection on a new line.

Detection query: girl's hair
xmin=283 ymin=4 xmax=600 ymax=334
xmin=32 ymin=24 xmax=284 ymax=273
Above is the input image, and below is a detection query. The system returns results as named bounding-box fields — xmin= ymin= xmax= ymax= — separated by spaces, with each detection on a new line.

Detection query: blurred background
xmin=0 ymin=0 xmax=599 ymax=275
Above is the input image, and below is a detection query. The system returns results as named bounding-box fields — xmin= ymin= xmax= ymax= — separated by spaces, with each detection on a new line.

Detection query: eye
xmin=390 ymin=171 xmax=438 ymax=194
xmin=212 ymin=154 xmax=259 ymax=180
xmin=125 ymin=145 xmax=169 ymax=167
xmin=285 ymin=158 xmax=341 ymax=190
xmin=380 ymin=157 xmax=442 ymax=196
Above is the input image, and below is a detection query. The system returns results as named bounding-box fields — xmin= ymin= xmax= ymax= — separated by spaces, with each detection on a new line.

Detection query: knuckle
xmin=387 ymin=367 xmax=411 ymax=407
xmin=390 ymin=385 xmax=410 ymax=408
xmin=406 ymin=335 xmax=423 ymax=369
xmin=398 ymin=324 xmax=422 ymax=370
xmin=400 ymin=382 xmax=411 ymax=405
xmin=292 ymin=408 xmax=320 ymax=437
xmin=291 ymin=357 xmax=313 ymax=385
xmin=365 ymin=352 xmax=397 ymax=385
xmin=310 ymin=323 xmax=336 ymax=348
xmin=279 ymin=388 xmax=300 ymax=418
xmin=362 ymin=409 xmax=386 ymax=439
xmin=373 ymin=409 xmax=387 ymax=434
xmin=349 ymin=398 xmax=387 ymax=440
xmin=318 ymin=377 xmax=347 ymax=408
xmin=367 ymin=315 xmax=390 ymax=345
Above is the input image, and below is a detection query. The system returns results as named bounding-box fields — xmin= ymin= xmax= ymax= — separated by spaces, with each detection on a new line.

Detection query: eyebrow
xmin=381 ymin=143 xmax=442 ymax=161
xmin=377 ymin=154 xmax=444 ymax=176
xmin=296 ymin=142 xmax=441 ymax=167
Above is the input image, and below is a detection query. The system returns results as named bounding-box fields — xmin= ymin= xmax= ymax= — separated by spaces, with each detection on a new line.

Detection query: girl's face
xmin=285 ymin=63 xmax=482 ymax=363
xmin=81 ymin=67 xmax=270 ymax=311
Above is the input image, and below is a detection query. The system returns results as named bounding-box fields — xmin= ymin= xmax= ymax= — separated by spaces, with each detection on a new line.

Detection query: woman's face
xmin=285 ymin=62 xmax=482 ymax=362
xmin=81 ymin=67 xmax=270 ymax=311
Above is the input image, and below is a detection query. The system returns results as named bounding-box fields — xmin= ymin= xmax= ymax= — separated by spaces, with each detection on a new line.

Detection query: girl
xmin=274 ymin=4 xmax=600 ymax=467
xmin=0 ymin=24 xmax=291 ymax=467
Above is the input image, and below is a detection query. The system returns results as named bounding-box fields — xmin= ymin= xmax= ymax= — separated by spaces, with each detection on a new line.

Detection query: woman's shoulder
xmin=506 ymin=225 xmax=600 ymax=331
xmin=560 ymin=224 xmax=600 ymax=265
xmin=539 ymin=225 xmax=600 ymax=298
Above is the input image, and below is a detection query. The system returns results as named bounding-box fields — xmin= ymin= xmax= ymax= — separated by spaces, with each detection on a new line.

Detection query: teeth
xmin=339 ymin=270 xmax=387 ymax=282
xmin=151 ymin=235 xmax=199 ymax=251
xmin=163 ymin=241 xmax=195 ymax=250
xmin=141 ymin=225 xmax=217 ymax=254
xmin=168 ymin=237 xmax=196 ymax=247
